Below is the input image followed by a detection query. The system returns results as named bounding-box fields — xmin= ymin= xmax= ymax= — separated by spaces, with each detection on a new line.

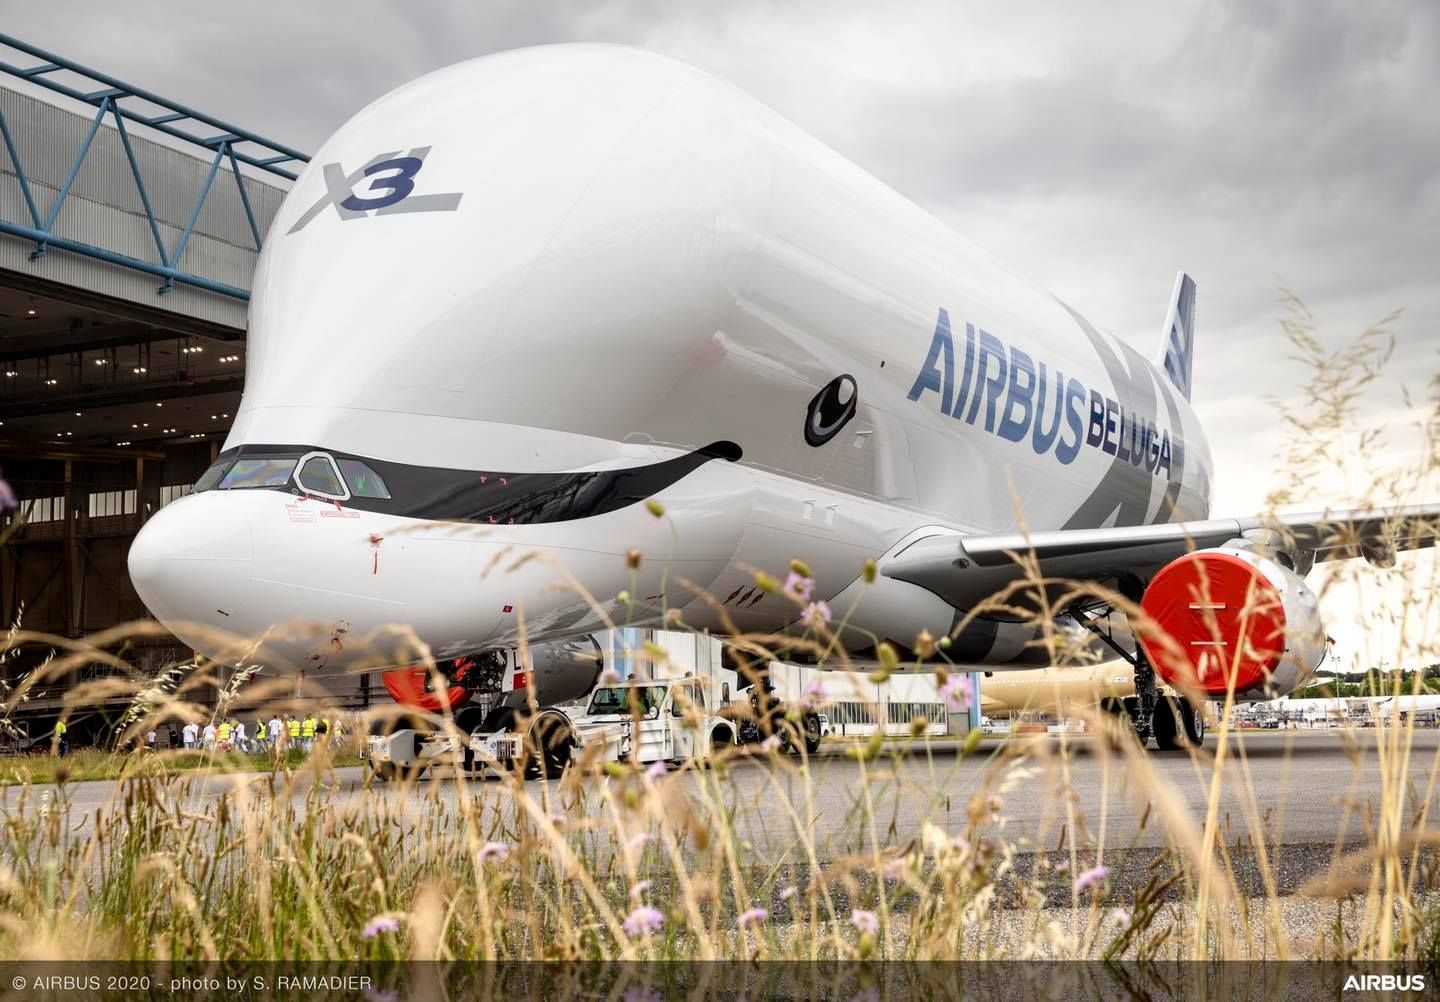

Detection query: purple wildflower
xmin=645 ymin=760 xmax=667 ymax=780
xmin=801 ymin=600 xmax=832 ymax=630
xmin=940 ymin=675 xmax=971 ymax=714
xmin=478 ymin=841 xmax=509 ymax=863
xmin=362 ymin=914 xmax=401 ymax=938
xmin=784 ymin=571 xmax=815 ymax=602
xmin=737 ymin=906 xmax=769 ymax=928
xmin=1074 ymin=865 xmax=1109 ymax=893
xmin=779 ymin=885 xmax=798 ymax=901
xmin=623 ymin=905 xmax=665 ymax=937
xmin=759 ymin=734 xmax=783 ymax=753
xmin=625 ymin=832 xmax=653 ymax=854
xmin=800 ymin=679 xmax=828 ymax=711
xmin=850 ymin=909 xmax=879 ymax=935
xmin=599 ymin=668 xmax=620 ymax=685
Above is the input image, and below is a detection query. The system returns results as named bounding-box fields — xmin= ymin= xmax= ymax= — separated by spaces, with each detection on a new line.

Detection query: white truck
xmin=472 ymin=676 xmax=728 ymax=769
xmin=471 ymin=675 xmax=824 ymax=772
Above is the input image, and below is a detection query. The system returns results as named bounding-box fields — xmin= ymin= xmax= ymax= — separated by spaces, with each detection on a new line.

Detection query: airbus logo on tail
xmin=287 ymin=146 xmax=463 ymax=234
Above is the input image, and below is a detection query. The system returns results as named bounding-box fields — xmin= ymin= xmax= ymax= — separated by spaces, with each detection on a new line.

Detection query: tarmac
xmin=18 ymin=729 xmax=1440 ymax=900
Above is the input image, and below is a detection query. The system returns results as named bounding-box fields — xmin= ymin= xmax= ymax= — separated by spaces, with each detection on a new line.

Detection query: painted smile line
xmin=198 ymin=440 xmax=744 ymax=525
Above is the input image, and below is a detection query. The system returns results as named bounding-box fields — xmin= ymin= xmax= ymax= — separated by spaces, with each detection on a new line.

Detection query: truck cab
xmin=472 ymin=676 xmax=736 ymax=771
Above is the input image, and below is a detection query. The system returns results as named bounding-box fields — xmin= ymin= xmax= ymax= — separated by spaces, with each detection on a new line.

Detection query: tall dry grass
xmin=0 ymin=302 xmax=1436 ymax=961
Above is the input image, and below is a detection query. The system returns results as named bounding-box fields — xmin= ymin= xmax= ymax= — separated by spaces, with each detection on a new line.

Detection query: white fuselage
xmin=127 ymin=45 xmax=1213 ymax=674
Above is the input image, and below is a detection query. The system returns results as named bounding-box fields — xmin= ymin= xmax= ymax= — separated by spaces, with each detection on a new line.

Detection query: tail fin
xmin=1157 ymin=271 xmax=1197 ymax=400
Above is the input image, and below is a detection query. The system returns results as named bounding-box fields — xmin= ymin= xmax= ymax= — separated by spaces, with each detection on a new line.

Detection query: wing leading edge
xmin=881 ymin=504 xmax=1440 ymax=614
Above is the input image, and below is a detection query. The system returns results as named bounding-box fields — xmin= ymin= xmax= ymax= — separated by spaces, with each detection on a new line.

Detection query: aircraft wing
xmin=881 ymin=504 xmax=1440 ymax=613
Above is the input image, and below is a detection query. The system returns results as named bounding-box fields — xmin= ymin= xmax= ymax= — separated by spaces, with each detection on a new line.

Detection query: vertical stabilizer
xmin=1158 ymin=272 xmax=1197 ymax=400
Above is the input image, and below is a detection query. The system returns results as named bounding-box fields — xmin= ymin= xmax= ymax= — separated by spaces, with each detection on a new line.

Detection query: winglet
xmin=1158 ymin=272 xmax=1197 ymax=400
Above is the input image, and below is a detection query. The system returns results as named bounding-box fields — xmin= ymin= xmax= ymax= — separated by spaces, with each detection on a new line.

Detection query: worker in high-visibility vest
xmin=217 ymin=719 xmax=232 ymax=750
xmin=286 ymin=714 xmax=300 ymax=751
xmin=301 ymin=713 xmax=317 ymax=753
xmin=52 ymin=718 xmax=68 ymax=756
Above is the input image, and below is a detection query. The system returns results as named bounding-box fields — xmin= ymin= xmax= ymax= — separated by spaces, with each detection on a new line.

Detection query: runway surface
xmin=15 ymin=730 xmax=1440 ymax=904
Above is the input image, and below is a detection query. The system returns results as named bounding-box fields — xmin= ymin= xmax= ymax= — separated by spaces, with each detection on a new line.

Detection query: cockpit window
xmin=338 ymin=458 xmax=391 ymax=499
xmin=194 ymin=460 xmax=236 ymax=493
xmin=297 ymin=455 xmax=345 ymax=497
xmin=219 ymin=458 xmax=297 ymax=490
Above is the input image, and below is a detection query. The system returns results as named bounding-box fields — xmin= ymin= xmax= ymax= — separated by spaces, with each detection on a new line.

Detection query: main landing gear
xmin=1074 ymin=606 xmax=1205 ymax=752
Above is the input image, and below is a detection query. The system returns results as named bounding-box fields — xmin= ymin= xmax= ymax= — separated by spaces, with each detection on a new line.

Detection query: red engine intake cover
xmin=1138 ymin=550 xmax=1287 ymax=695
xmin=380 ymin=658 xmax=473 ymax=713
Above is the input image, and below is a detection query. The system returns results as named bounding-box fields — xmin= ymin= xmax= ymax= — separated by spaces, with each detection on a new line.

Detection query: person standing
xmin=182 ymin=721 xmax=199 ymax=750
xmin=146 ymin=729 xmax=157 ymax=752
xmin=301 ymin=712 xmax=317 ymax=754
xmin=233 ymin=719 xmax=248 ymax=754
xmin=52 ymin=718 xmax=68 ymax=756
xmin=203 ymin=722 xmax=217 ymax=750
xmin=268 ymin=714 xmax=282 ymax=750
xmin=286 ymin=714 xmax=301 ymax=751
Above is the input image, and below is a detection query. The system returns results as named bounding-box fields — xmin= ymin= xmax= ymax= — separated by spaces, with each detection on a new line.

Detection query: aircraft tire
xmin=1152 ymin=697 xmax=1184 ymax=752
xmin=1100 ymin=698 xmax=1141 ymax=751
xmin=1179 ymin=699 xmax=1205 ymax=747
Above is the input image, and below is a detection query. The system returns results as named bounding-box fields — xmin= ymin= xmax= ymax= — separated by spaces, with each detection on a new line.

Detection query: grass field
xmin=0 ymin=747 xmax=363 ymax=786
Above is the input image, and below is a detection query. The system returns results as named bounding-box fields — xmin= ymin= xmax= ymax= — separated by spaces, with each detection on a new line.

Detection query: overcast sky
xmin=6 ymin=1 xmax=1436 ymax=664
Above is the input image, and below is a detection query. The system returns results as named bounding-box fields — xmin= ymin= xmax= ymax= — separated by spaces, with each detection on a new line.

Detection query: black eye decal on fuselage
xmin=804 ymin=374 xmax=858 ymax=447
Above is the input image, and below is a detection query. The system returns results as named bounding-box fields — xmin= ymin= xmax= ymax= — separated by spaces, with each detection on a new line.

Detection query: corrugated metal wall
xmin=0 ymin=85 xmax=289 ymax=329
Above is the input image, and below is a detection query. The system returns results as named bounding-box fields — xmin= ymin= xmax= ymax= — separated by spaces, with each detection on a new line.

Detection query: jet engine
xmin=381 ymin=636 xmax=604 ymax=713
xmin=1138 ymin=547 xmax=1326 ymax=699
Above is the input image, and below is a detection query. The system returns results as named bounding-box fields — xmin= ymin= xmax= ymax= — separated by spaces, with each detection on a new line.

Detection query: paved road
xmin=24 ymin=730 xmax=1440 ymax=868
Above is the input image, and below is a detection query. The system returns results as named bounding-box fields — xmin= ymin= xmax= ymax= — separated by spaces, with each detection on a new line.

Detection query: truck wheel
xmin=372 ymin=761 xmax=397 ymax=783
xmin=703 ymin=725 xmax=734 ymax=767
xmin=523 ymin=714 xmax=573 ymax=780
xmin=801 ymin=713 xmax=822 ymax=754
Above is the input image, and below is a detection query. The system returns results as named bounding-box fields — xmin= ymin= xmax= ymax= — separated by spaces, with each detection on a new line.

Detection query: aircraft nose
xmin=128 ymin=494 xmax=255 ymax=654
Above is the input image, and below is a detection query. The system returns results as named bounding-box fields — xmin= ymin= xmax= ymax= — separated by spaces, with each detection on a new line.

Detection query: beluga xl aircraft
xmin=127 ymin=44 xmax=1437 ymax=753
